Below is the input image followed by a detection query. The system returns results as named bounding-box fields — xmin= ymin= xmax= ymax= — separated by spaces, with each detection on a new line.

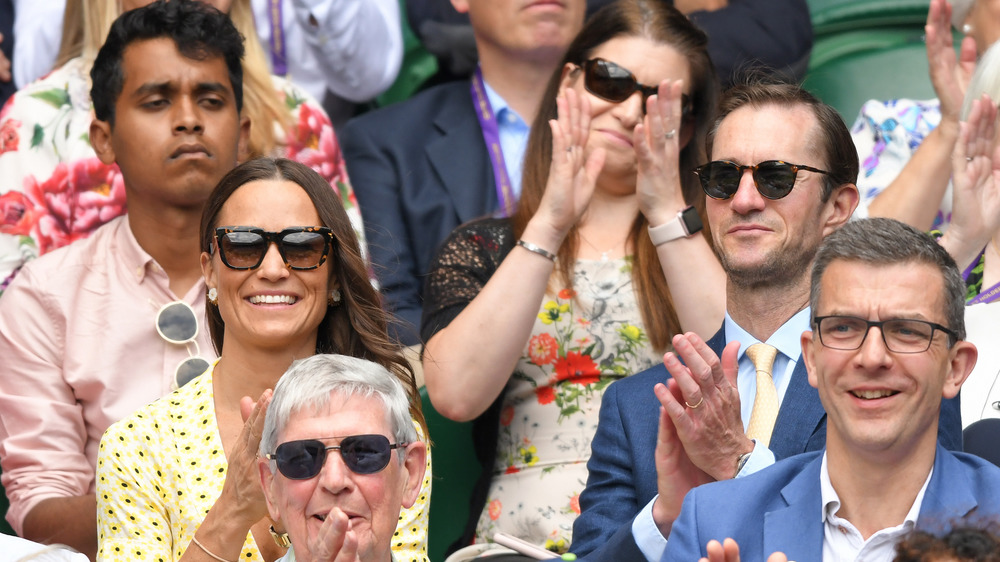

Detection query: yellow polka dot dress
xmin=96 ymin=367 xmax=431 ymax=561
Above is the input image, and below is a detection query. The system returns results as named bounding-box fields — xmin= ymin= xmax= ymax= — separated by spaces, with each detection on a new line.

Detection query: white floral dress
xmin=421 ymin=218 xmax=661 ymax=554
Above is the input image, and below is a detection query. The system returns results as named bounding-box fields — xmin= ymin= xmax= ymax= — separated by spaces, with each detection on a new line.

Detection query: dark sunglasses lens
xmin=340 ymin=435 xmax=393 ymax=475
xmin=701 ymin=162 xmax=741 ymax=199
xmin=175 ymin=357 xmax=210 ymax=388
xmin=586 ymin=61 xmax=633 ymax=102
xmin=754 ymin=162 xmax=797 ymax=199
xmin=280 ymin=231 xmax=329 ymax=269
xmin=220 ymin=231 xmax=267 ymax=268
xmin=156 ymin=302 xmax=198 ymax=343
xmin=276 ymin=440 xmax=326 ymax=480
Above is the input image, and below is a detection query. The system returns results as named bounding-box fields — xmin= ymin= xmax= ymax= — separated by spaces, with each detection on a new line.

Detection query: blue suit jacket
xmin=662 ymin=446 xmax=1000 ymax=561
xmin=570 ymin=324 xmax=964 ymax=560
xmin=341 ymin=80 xmax=498 ymax=344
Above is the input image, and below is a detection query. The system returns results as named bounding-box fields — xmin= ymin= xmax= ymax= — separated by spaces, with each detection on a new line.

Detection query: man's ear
xmin=802 ymin=330 xmax=819 ymax=390
xmin=237 ymin=115 xmax=251 ymax=163
xmin=820 ymin=183 xmax=860 ymax=238
xmin=90 ymin=118 xmax=116 ymax=165
xmin=943 ymin=340 xmax=978 ymax=400
xmin=399 ymin=441 xmax=427 ymax=509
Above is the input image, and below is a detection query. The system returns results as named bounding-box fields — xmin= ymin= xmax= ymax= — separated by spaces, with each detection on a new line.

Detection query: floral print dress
xmin=0 ymin=57 xmax=363 ymax=294
xmin=420 ymin=218 xmax=661 ymax=553
xmin=850 ymin=98 xmax=950 ymax=229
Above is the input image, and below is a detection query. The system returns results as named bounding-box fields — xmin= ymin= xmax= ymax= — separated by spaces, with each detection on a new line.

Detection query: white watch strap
xmin=648 ymin=214 xmax=688 ymax=246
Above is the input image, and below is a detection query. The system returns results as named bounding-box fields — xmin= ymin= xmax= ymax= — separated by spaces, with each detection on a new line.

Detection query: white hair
xmin=259 ymin=355 xmax=417 ymax=463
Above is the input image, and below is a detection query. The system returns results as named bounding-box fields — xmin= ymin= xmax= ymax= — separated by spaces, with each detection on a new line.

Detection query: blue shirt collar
xmin=724 ymin=307 xmax=811 ymax=362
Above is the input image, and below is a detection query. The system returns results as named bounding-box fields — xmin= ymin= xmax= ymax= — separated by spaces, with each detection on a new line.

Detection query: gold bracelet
xmin=190 ymin=536 xmax=237 ymax=562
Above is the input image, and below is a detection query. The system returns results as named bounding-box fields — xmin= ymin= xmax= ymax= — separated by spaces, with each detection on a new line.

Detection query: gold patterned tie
xmin=745 ymin=343 xmax=780 ymax=447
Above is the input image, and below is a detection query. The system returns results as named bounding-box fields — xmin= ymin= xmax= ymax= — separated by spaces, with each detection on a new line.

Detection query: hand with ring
xmin=651 ymin=379 xmax=712 ymax=537
xmin=655 ymin=332 xmax=753 ymax=481
xmin=634 ymin=79 xmax=689 ymax=228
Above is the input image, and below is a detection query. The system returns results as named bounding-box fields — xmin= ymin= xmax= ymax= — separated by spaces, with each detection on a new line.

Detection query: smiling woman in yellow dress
xmin=96 ymin=158 xmax=430 ymax=562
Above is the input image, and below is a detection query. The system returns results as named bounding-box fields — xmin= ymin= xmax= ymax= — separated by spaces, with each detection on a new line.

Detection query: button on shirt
xmin=0 ymin=215 xmax=215 ymax=534
xmin=820 ymin=453 xmax=929 ymax=561
xmin=483 ymin=79 xmax=530 ymax=198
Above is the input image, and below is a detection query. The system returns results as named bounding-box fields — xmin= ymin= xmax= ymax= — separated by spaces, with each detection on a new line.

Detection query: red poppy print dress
xmin=421 ymin=218 xmax=661 ymax=553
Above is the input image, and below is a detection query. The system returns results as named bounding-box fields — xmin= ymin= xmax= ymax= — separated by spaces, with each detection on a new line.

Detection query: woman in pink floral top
xmin=421 ymin=1 xmax=725 ymax=555
xmin=0 ymin=0 xmax=362 ymax=293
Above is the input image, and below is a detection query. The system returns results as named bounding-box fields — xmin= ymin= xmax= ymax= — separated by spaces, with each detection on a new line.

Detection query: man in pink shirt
xmin=0 ymin=1 xmax=250 ymax=557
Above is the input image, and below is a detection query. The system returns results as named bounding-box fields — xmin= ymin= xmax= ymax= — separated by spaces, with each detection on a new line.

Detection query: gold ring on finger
xmin=685 ymin=396 xmax=704 ymax=409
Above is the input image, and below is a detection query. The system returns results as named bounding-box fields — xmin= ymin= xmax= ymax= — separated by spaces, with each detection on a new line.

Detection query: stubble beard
xmin=719 ymin=240 xmax=819 ymax=292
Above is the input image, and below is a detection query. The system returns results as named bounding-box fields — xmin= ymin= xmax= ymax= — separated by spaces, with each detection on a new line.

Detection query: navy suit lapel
xmin=427 ymin=84 xmax=498 ymax=224
xmin=770 ymin=360 xmax=826 ymax=459
xmin=764 ymin=456 xmax=824 ymax=561
xmin=706 ymin=325 xmax=726 ymax=355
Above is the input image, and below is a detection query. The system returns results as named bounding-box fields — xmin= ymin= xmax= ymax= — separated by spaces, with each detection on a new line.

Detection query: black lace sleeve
xmin=420 ymin=217 xmax=516 ymax=342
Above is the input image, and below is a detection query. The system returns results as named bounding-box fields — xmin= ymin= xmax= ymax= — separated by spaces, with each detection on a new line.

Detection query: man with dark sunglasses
xmin=661 ymin=218 xmax=1000 ymax=561
xmin=0 ymin=1 xmax=249 ymax=557
xmin=340 ymin=0 xmax=586 ymax=346
xmin=570 ymin=80 xmax=963 ymax=561
xmin=257 ymin=354 xmax=426 ymax=562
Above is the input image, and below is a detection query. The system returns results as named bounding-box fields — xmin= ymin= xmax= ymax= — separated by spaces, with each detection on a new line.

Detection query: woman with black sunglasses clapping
xmin=421 ymin=0 xmax=724 ymax=555
xmin=95 ymin=158 xmax=431 ymax=562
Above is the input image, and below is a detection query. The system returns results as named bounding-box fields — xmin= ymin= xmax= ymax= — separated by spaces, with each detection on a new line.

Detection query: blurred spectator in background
xmin=250 ymin=0 xmax=404 ymax=128
xmin=342 ymin=0 xmax=586 ymax=345
xmin=851 ymin=0 xmax=980 ymax=231
xmin=0 ymin=0 xmax=13 ymax=106
xmin=7 ymin=0 xmax=402 ymax=129
xmin=894 ymin=525 xmax=1000 ymax=562
xmin=407 ymin=0 xmax=812 ymax=88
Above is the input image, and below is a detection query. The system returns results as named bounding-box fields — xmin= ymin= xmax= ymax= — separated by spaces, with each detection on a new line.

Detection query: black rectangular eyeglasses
xmin=813 ymin=315 xmax=957 ymax=353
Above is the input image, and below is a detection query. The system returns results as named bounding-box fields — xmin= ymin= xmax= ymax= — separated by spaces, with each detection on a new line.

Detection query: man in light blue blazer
xmin=663 ymin=218 xmax=995 ymax=561
xmin=571 ymin=80 xmax=963 ymax=561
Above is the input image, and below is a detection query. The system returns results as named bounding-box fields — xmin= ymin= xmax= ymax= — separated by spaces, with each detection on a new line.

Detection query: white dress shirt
xmin=962 ymin=301 xmax=1000 ymax=427
xmin=11 ymin=0 xmax=64 ymax=87
xmin=820 ymin=453 xmax=930 ymax=561
xmin=251 ymin=0 xmax=402 ymax=103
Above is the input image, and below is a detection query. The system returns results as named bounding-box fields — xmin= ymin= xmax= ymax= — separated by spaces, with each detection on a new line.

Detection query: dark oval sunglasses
xmin=581 ymin=58 xmax=692 ymax=116
xmin=213 ymin=226 xmax=335 ymax=270
xmin=693 ymin=160 xmax=831 ymax=200
xmin=266 ymin=434 xmax=407 ymax=479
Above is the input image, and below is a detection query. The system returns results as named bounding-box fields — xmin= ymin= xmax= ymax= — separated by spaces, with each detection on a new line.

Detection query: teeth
xmin=852 ymin=389 xmax=895 ymax=400
xmin=249 ymin=294 xmax=297 ymax=305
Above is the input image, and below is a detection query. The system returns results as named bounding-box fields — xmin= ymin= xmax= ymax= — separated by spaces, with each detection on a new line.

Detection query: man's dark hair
xmin=810 ymin=217 xmax=966 ymax=342
xmin=706 ymin=74 xmax=858 ymax=202
xmin=90 ymin=0 xmax=245 ymax=126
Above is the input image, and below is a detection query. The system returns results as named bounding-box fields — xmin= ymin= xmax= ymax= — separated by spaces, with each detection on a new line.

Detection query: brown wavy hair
xmin=514 ymin=0 xmax=719 ymax=351
xmin=199 ymin=157 xmax=425 ymax=430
